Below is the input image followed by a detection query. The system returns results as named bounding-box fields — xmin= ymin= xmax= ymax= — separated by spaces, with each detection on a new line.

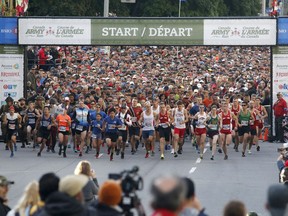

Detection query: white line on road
xmin=196 ymin=158 xmax=201 ymax=163
xmin=189 ymin=167 xmax=197 ymax=174
xmin=204 ymin=148 xmax=207 ymax=154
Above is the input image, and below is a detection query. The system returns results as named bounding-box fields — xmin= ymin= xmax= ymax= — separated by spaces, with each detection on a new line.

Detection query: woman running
xmin=194 ymin=104 xmax=207 ymax=159
xmin=56 ymin=108 xmax=71 ymax=158
xmin=90 ymin=113 xmax=104 ymax=159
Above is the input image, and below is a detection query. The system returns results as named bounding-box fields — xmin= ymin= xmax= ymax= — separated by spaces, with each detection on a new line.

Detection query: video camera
xmin=109 ymin=166 xmax=145 ymax=216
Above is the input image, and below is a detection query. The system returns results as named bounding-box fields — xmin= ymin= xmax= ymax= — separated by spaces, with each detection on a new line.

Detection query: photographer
xmin=277 ymin=143 xmax=288 ymax=172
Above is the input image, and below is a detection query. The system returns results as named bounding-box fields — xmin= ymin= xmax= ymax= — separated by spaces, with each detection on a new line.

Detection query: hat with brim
xmin=0 ymin=176 xmax=14 ymax=186
xmin=59 ymin=175 xmax=88 ymax=197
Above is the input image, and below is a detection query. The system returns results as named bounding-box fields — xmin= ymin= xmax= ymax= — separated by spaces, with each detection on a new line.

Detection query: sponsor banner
xmin=278 ymin=18 xmax=288 ymax=45
xmin=0 ymin=46 xmax=24 ymax=106
xmin=0 ymin=18 xmax=18 ymax=45
xmin=272 ymin=46 xmax=288 ymax=135
xmin=18 ymin=19 xmax=91 ymax=45
xmin=91 ymin=19 xmax=204 ymax=45
xmin=204 ymin=19 xmax=276 ymax=45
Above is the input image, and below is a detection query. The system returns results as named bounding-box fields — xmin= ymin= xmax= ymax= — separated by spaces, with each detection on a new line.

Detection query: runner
xmin=248 ymin=101 xmax=258 ymax=155
xmin=36 ymin=106 xmax=56 ymax=157
xmin=56 ymin=108 xmax=71 ymax=158
xmin=231 ymin=98 xmax=241 ymax=152
xmin=158 ymin=102 xmax=171 ymax=160
xmin=25 ymin=101 xmax=40 ymax=148
xmin=2 ymin=106 xmax=22 ymax=157
xmin=219 ymin=102 xmax=238 ymax=160
xmin=116 ymin=105 xmax=132 ymax=159
xmin=127 ymin=98 xmax=143 ymax=154
xmin=171 ymin=100 xmax=189 ymax=158
xmin=194 ymin=104 xmax=207 ymax=159
xmin=206 ymin=105 xmax=221 ymax=160
xmin=139 ymin=101 xmax=158 ymax=158
xmin=238 ymin=101 xmax=254 ymax=157
xmin=17 ymin=98 xmax=28 ymax=148
xmin=73 ymin=100 xmax=90 ymax=157
xmin=102 ymin=108 xmax=123 ymax=161
xmin=90 ymin=113 xmax=104 ymax=159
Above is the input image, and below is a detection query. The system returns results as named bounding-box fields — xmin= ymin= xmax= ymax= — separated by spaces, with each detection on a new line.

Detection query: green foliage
xmin=28 ymin=0 xmax=261 ymax=17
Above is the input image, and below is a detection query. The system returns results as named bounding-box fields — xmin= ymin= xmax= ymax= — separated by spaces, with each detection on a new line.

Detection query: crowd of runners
xmin=0 ymin=45 xmax=276 ymax=161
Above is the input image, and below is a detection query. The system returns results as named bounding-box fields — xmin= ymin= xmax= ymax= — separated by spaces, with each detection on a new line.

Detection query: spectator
xmin=91 ymin=180 xmax=122 ymax=216
xmin=273 ymin=92 xmax=287 ymax=142
xmin=223 ymin=201 xmax=247 ymax=216
xmin=266 ymin=184 xmax=288 ymax=216
xmin=7 ymin=181 xmax=39 ymax=216
xmin=74 ymin=160 xmax=99 ymax=204
xmin=27 ymin=67 xmax=37 ymax=92
xmin=0 ymin=175 xmax=14 ymax=216
xmin=38 ymin=46 xmax=49 ymax=71
xmin=150 ymin=175 xmax=186 ymax=216
xmin=180 ymin=177 xmax=208 ymax=216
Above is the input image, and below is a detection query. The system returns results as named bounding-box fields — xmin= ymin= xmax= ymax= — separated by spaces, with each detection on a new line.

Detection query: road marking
xmin=204 ymin=148 xmax=207 ymax=154
xmin=189 ymin=167 xmax=197 ymax=174
xmin=196 ymin=158 xmax=201 ymax=163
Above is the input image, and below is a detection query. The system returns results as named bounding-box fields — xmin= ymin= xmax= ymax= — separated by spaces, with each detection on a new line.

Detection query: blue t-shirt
xmin=104 ymin=116 xmax=122 ymax=133
xmin=91 ymin=120 xmax=103 ymax=134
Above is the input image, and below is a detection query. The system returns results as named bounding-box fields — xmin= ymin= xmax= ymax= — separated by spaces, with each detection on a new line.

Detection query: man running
xmin=158 ymin=102 xmax=171 ymax=160
xmin=25 ymin=101 xmax=40 ymax=149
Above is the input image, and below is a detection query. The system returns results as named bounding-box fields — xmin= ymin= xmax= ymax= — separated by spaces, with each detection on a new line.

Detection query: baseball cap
xmin=267 ymin=184 xmax=288 ymax=216
xmin=64 ymin=97 xmax=70 ymax=101
xmin=0 ymin=175 xmax=14 ymax=186
xmin=59 ymin=175 xmax=88 ymax=197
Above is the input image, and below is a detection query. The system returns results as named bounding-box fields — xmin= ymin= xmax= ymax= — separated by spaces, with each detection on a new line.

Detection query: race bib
xmin=91 ymin=134 xmax=97 ymax=139
xmin=9 ymin=124 xmax=15 ymax=130
xmin=59 ymin=126 xmax=66 ymax=132
xmin=131 ymin=117 xmax=137 ymax=122
xmin=42 ymin=121 xmax=50 ymax=127
xmin=71 ymin=123 xmax=76 ymax=129
xmin=176 ymin=118 xmax=183 ymax=123
xmin=210 ymin=124 xmax=217 ymax=130
xmin=241 ymin=120 xmax=248 ymax=126
xmin=161 ymin=123 xmax=168 ymax=128
xmin=108 ymin=124 xmax=115 ymax=129
xmin=28 ymin=119 xmax=35 ymax=124
xmin=145 ymin=122 xmax=152 ymax=127
xmin=222 ymin=124 xmax=230 ymax=130
xmin=119 ymin=124 xmax=126 ymax=130
xmin=76 ymin=125 xmax=83 ymax=131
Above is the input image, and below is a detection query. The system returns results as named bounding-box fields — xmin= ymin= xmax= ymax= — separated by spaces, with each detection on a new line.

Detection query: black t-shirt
xmin=0 ymin=197 xmax=11 ymax=216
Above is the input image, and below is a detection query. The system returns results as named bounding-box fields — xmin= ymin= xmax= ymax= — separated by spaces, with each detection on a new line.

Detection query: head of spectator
xmin=223 ymin=200 xmax=247 ymax=216
xmin=266 ymin=184 xmax=288 ymax=216
xmin=0 ymin=175 xmax=14 ymax=215
xmin=39 ymin=173 xmax=59 ymax=202
xmin=98 ymin=180 xmax=122 ymax=206
xmin=150 ymin=175 xmax=186 ymax=215
xmin=74 ymin=160 xmax=95 ymax=178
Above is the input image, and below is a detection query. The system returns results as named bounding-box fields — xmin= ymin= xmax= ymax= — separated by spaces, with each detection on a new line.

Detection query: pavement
xmin=0 ymin=139 xmax=282 ymax=216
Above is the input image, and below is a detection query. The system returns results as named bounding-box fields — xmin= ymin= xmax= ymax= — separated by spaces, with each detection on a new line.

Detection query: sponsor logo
xmin=0 ymin=27 xmax=17 ymax=34
xmin=3 ymin=84 xmax=17 ymax=89
xmin=25 ymin=25 xmax=85 ymax=38
xmin=279 ymin=84 xmax=288 ymax=90
xmin=4 ymin=92 xmax=17 ymax=97
xmin=276 ymin=72 xmax=288 ymax=77
xmin=1 ymin=63 xmax=19 ymax=70
xmin=1 ymin=72 xmax=20 ymax=77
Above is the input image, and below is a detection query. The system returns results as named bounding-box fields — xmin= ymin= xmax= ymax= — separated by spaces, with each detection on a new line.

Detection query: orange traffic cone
xmin=263 ymin=127 xmax=269 ymax=142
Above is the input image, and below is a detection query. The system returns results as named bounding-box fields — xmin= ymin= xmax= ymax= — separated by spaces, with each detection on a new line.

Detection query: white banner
xmin=19 ymin=19 xmax=91 ymax=45
xmin=272 ymin=47 xmax=288 ymax=135
xmin=204 ymin=19 xmax=276 ymax=45
xmin=0 ymin=52 xmax=24 ymax=106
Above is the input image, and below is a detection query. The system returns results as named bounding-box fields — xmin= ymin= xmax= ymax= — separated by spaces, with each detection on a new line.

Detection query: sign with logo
xmin=0 ymin=18 xmax=18 ymax=45
xmin=204 ymin=19 xmax=276 ymax=45
xmin=278 ymin=18 xmax=288 ymax=45
xmin=91 ymin=19 xmax=204 ymax=45
xmin=18 ymin=18 xmax=91 ymax=45
xmin=0 ymin=46 xmax=24 ymax=106
xmin=272 ymin=46 xmax=288 ymax=135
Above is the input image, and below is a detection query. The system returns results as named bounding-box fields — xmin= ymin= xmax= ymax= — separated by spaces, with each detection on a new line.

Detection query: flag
xmin=15 ymin=0 xmax=29 ymax=16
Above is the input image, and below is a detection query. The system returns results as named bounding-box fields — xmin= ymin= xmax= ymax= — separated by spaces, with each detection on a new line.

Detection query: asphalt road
xmin=0 ymin=139 xmax=281 ymax=216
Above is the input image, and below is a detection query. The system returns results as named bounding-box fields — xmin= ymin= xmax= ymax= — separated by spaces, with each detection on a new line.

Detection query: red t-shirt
xmin=273 ymin=98 xmax=287 ymax=117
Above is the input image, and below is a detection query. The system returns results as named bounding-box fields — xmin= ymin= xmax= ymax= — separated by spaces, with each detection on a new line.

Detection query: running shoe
xmin=256 ymin=146 xmax=260 ymax=151
xmin=131 ymin=149 xmax=136 ymax=155
xmin=160 ymin=154 xmax=164 ymax=160
xmin=242 ymin=152 xmax=246 ymax=157
xmin=116 ymin=148 xmax=120 ymax=156
xmin=14 ymin=144 xmax=17 ymax=152
xmin=248 ymin=150 xmax=252 ymax=154
xmin=63 ymin=152 xmax=67 ymax=158
xmin=58 ymin=148 xmax=62 ymax=156
xmin=51 ymin=149 xmax=55 ymax=153
xmin=10 ymin=152 xmax=14 ymax=158
xmin=174 ymin=152 xmax=178 ymax=158
xmin=224 ymin=155 xmax=228 ymax=160
xmin=145 ymin=152 xmax=149 ymax=158
xmin=96 ymin=152 xmax=99 ymax=159
xmin=37 ymin=152 xmax=41 ymax=157
xmin=235 ymin=147 xmax=239 ymax=152
xmin=218 ymin=148 xmax=222 ymax=154
xmin=5 ymin=145 xmax=9 ymax=150
xmin=171 ymin=149 xmax=175 ymax=154
xmin=210 ymin=156 xmax=214 ymax=160
xmin=21 ymin=144 xmax=25 ymax=148
xmin=79 ymin=152 xmax=82 ymax=157
xmin=121 ymin=152 xmax=124 ymax=159
xmin=177 ymin=149 xmax=183 ymax=154
xmin=110 ymin=153 xmax=114 ymax=161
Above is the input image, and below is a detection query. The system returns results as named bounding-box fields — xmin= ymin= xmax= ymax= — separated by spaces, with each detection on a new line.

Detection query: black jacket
xmin=37 ymin=192 xmax=95 ymax=216
xmin=0 ymin=197 xmax=11 ymax=216
xmin=91 ymin=202 xmax=123 ymax=216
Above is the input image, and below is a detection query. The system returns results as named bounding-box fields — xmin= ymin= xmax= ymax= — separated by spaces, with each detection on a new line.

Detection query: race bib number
xmin=59 ymin=126 xmax=66 ymax=132
xmin=108 ymin=124 xmax=115 ymax=129
xmin=222 ymin=124 xmax=230 ymax=130
xmin=76 ymin=125 xmax=83 ymax=131
xmin=28 ymin=118 xmax=35 ymax=124
xmin=119 ymin=124 xmax=126 ymax=130
xmin=176 ymin=118 xmax=183 ymax=123
xmin=145 ymin=122 xmax=152 ymax=127
xmin=91 ymin=134 xmax=97 ymax=139
xmin=210 ymin=124 xmax=217 ymax=130
xmin=131 ymin=117 xmax=137 ymax=122
xmin=42 ymin=121 xmax=50 ymax=127
xmin=241 ymin=120 xmax=248 ymax=126
xmin=9 ymin=124 xmax=15 ymax=130
xmin=71 ymin=123 xmax=76 ymax=129
xmin=161 ymin=123 xmax=168 ymax=128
